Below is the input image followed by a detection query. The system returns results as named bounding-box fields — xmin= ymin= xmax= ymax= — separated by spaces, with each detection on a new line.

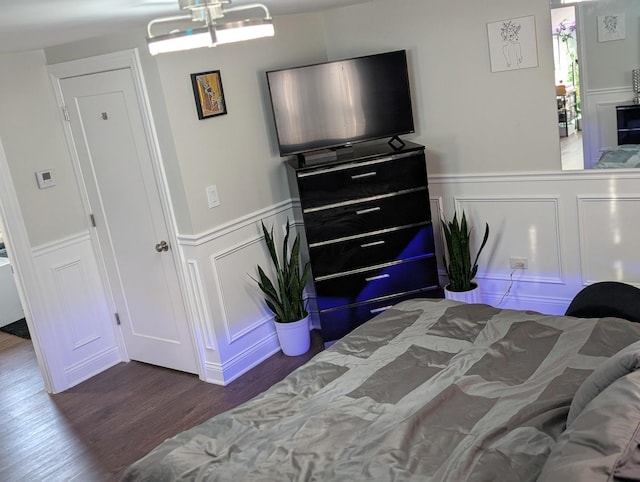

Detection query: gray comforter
xmin=122 ymin=299 xmax=640 ymax=481
xmin=594 ymin=144 xmax=640 ymax=168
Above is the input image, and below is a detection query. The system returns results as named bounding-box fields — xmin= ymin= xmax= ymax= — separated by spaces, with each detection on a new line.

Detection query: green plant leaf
xmin=252 ymin=219 xmax=310 ymax=322
xmin=441 ymin=210 xmax=490 ymax=292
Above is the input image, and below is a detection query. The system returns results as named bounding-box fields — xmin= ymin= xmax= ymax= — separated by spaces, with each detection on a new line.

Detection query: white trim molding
xmin=428 ymin=169 xmax=640 ymax=313
xmin=177 ymin=199 xmax=293 ymax=246
xmin=177 ymin=200 xmax=302 ymax=385
xmin=0 ymin=139 xmax=57 ymax=392
xmin=32 ymin=231 xmax=92 ymax=258
xmin=210 ymin=233 xmax=272 ymax=345
xmin=185 ymin=259 xmax=217 ymax=351
xmin=203 ymin=331 xmax=281 ymax=386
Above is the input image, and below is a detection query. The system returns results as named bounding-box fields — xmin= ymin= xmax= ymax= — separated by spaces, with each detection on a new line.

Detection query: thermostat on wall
xmin=35 ymin=169 xmax=56 ymax=189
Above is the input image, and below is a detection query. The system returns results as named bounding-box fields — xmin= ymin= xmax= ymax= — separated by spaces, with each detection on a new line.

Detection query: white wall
xmin=323 ymin=0 xmax=562 ymax=175
xmin=581 ymin=0 xmax=640 ymax=90
xmin=154 ymin=14 xmax=327 ymax=233
xmin=0 ymin=50 xmax=86 ymax=246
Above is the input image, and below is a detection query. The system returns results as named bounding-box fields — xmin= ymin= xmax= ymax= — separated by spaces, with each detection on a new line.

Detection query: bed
xmin=594 ymin=144 xmax=640 ymax=169
xmin=122 ymin=298 xmax=640 ymax=481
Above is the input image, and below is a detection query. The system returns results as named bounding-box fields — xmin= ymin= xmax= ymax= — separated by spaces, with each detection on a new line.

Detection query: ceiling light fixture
xmin=147 ymin=0 xmax=274 ymax=55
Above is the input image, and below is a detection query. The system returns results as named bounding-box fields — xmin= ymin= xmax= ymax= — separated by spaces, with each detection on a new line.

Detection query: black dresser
xmin=616 ymin=104 xmax=640 ymax=145
xmin=287 ymin=140 xmax=441 ymax=341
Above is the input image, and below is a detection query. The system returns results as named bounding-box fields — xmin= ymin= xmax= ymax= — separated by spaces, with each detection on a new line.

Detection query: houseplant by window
xmin=441 ymin=211 xmax=490 ymax=303
xmin=254 ymin=220 xmax=311 ymax=356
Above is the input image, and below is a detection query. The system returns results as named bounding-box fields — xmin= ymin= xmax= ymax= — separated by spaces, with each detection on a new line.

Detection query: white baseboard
xmin=202 ymin=332 xmax=281 ymax=386
xmin=482 ymin=292 xmax=570 ymax=316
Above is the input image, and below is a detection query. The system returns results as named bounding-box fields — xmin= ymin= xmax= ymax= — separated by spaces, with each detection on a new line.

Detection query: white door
xmin=59 ymin=68 xmax=197 ymax=374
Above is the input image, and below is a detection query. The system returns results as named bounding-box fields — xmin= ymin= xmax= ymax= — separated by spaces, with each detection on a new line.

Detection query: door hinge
xmin=89 ymin=214 xmax=96 ymax=227
xmin=62 ymin=105 xmax=70 ymax=122
xmin=115 ymin=313 xmax=121 ymax=325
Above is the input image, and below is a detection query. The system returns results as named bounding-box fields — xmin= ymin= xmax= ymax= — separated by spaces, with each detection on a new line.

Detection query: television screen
xmin=266 ymin=50 xmax=415 ymax=157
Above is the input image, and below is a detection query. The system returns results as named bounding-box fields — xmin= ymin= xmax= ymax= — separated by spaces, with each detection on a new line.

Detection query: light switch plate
xmin=206 ymin=185 xmax=220 ymax=208
xmin=35 ymin=169 xmax=56 ymax=189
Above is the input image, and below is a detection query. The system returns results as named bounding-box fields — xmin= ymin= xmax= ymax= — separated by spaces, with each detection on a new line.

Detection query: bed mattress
xmin=123 ymin=299 xmax=640 ymax=481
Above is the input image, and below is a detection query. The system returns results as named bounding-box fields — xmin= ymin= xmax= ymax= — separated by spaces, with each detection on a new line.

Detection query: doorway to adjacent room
xmin=552 ymin=5 xmax=584 ymax=170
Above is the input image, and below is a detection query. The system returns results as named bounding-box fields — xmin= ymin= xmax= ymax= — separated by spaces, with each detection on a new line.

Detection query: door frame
xmin=0 ymin=139 xmax=55 ymax=392
xmin=48 ymin=49 xmax=205 ymax=379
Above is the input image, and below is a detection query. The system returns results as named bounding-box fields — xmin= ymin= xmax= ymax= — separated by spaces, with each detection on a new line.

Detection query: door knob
xmin=155 ymin=240 xmax=169 ymax=252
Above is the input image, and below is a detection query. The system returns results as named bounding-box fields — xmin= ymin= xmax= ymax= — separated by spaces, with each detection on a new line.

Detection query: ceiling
xmin=0 ymin=0 xmax=370 ymax=54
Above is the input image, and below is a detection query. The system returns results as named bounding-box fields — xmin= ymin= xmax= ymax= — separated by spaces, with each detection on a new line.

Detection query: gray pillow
xmin=538 ymin=369 xmax=640 ymax=482
xmin=567 ymin=340 xmax=640 ymax=427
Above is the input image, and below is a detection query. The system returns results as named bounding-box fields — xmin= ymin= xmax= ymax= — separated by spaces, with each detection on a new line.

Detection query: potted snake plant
xmin=254 ymin=219 xmax=311 ymax=356
xmin=441 ymin=210 xmax=489 ymax=303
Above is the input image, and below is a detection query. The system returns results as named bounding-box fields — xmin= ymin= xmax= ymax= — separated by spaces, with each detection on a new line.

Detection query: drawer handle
xmin=361 ymin=240 xmax=386 ymax=248
xmin=370 ymin=305 xmax=393 ymax=315
xmin=356 ymin=206 xmax=381 ymax=216
xmin=351 ymin=171 xmax=377 ymax=180
xmin=365 ymin=273 xmax=390 ymax=282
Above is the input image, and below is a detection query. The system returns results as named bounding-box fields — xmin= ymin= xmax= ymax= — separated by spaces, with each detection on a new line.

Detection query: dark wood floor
xmin=0 ymin=330 xmax=324 ymax=481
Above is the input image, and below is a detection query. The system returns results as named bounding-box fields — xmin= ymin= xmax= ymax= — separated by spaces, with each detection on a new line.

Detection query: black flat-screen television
xmin=266 ymin=50 xmax=415 ymax=157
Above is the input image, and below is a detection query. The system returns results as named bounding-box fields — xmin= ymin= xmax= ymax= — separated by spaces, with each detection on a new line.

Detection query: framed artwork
xmin=598 ymin=14 xmax=625 ymax=42
xmin=190 ymin=70 xmax=227 ymax=119
xmin=487 ymin=15 xmax=539 ymax=73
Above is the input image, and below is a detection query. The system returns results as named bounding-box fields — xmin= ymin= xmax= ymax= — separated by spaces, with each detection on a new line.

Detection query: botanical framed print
xmin=487 ymin=15 xmax=539 ymax=73
xmin=598 ymin=14 xmax=625 ymax=42
xmin=190 ymin=70 xmax=227 ymax=119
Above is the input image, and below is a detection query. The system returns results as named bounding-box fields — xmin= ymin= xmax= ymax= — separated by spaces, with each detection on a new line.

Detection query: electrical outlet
xmin=510 ymin=257 xmax=528 ymax=269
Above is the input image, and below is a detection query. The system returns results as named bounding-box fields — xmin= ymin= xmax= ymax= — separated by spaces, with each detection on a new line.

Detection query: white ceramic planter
xmin=444 ymin=282 xmax=481 ymax=304
xmin=274 ymin=315 xmax=311 ymax=356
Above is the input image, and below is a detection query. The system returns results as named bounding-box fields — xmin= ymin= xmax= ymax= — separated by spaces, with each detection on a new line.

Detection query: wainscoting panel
xmin=28 ymin=172 xmax=640 ymax=390
xmin=177 ymin=202 xmax=297 ymax=385
xmin=578 ymin=195 xmax=640 ymax=285
xmin=210 ymin=234 xmax=273 ymax=345
xmin=456 ymin=196 xmax=563 ymax=284
xmin=175 ymin=171 xmax=640 ymax=385
xmin=429 ymin=170 xmax=640 ymax=313
xmin=52 ymin=258 xmax=101 ymax=350
xmin=32 ymin=232 xmax=121 ymax=390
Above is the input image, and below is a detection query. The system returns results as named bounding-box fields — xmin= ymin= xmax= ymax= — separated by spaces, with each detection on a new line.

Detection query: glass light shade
xmin=214 ymin=19 xmax=274 ymax=45
xmin=178 ymin=0 xmax=230 ymax=7
xmin=147 ymin=27 xmax=215 ymax=55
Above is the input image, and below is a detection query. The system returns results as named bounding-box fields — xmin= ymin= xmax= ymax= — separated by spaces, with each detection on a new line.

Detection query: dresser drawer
xmin=304 ymin=189 xmax=430 ymax=244
xmin=315 ymin=256 xmax=439 ymax=311
xmin=318 ymin=287 xmax=443 ymax=341
xmin=309 ymin=224 xmax=435 ymax=278
xmin=297 ymin=152 xmax=427 ymax=210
